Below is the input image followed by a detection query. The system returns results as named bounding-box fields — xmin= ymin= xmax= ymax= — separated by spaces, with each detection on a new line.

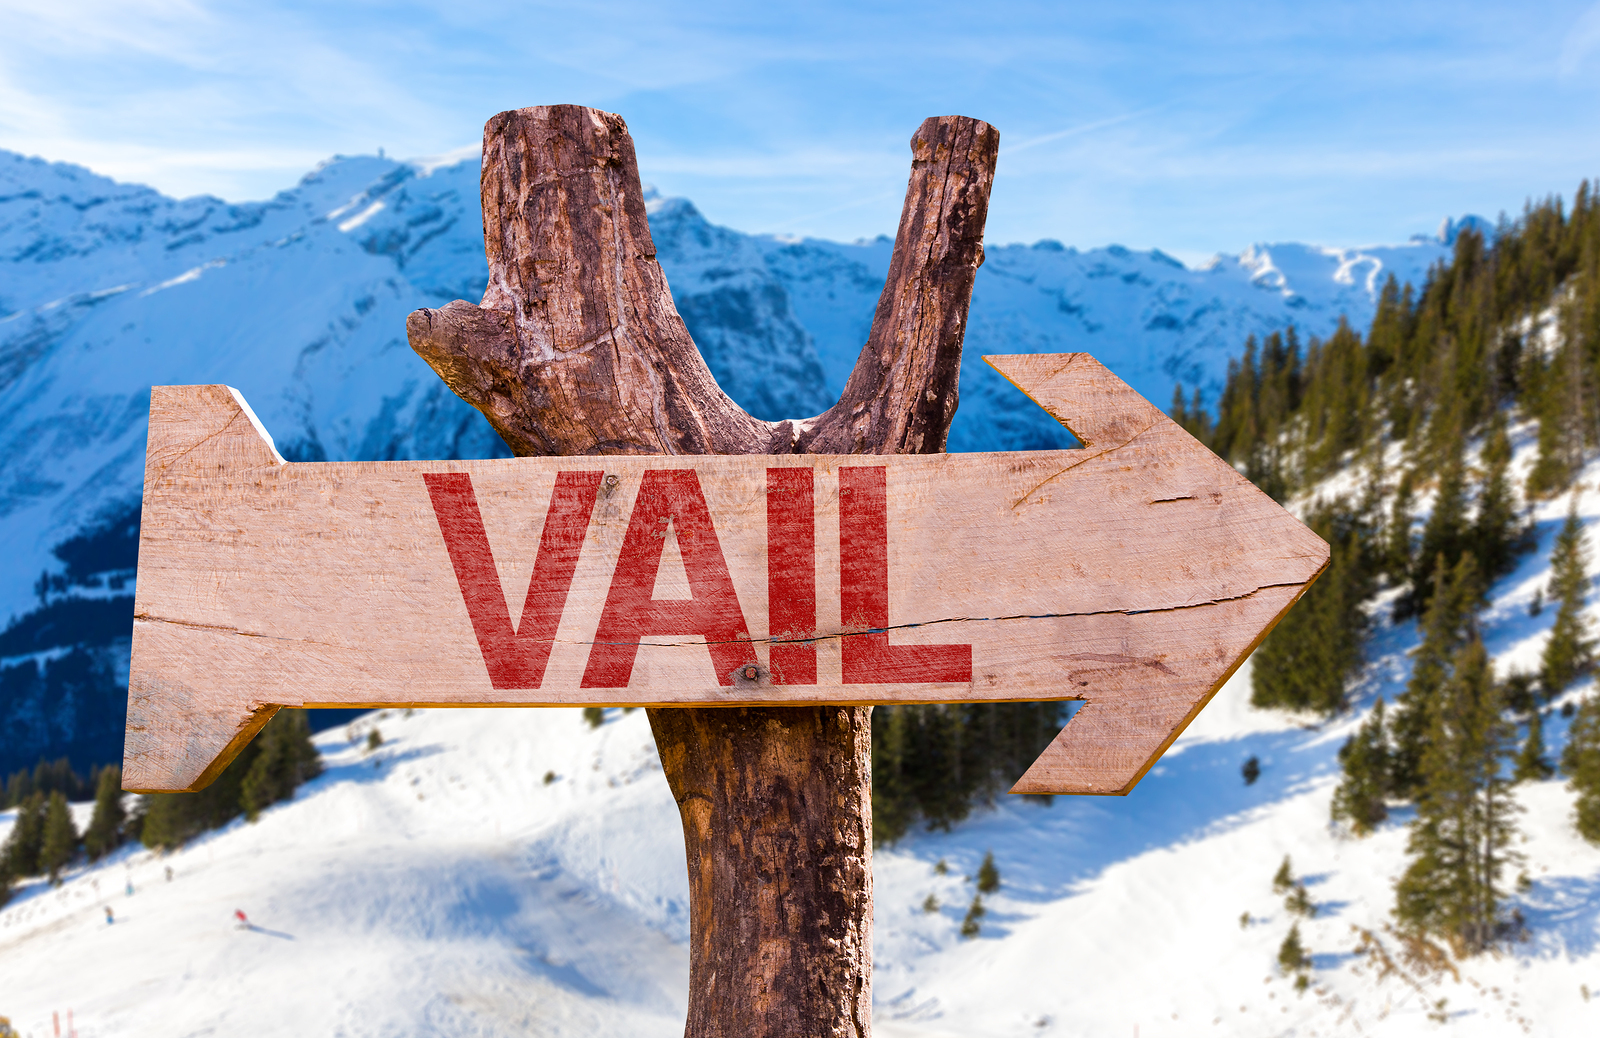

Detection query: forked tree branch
xmin=408 ymin=106 xmax=997 ymax=457
xmin=407 ymin=104 xmax=998 ymax=1038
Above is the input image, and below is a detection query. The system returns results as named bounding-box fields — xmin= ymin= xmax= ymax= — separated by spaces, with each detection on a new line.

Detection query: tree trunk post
xmin=408 ymin=104 xmax=998 ymax=1037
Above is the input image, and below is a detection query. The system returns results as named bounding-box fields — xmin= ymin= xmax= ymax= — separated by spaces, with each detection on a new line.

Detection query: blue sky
xmin=6 ymin=1 xmax=1600 ymax=263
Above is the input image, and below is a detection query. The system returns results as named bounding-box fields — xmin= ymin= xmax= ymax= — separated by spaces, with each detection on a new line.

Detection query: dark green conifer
xmin=1560 ymin=694 xmax=1600 ymax=843
xmin=1332 ymin=699 xmax=1391 ymax=834
xmin=40 ymin=791 xmax=78 ymax=885
xmin=870 ymin=701 xmax=1064 ymax=845
xmin=1384 ymin=473 xmax=1417 ymax=587
xmin=1394 ymin=638 xmax=1521 ymax=955
xmin=1471 ymin=411 xmax=1529 ymax=581
xmin=29 ymin=758 xmax=88 ymax=802
xmin=143 ymin=710 xmax=321 ymax=850
xmin=1242 ymin=756 xmax=1262 ymax=785
xmin=1170 ymin=384 xmax=1212 ymax=441
xmin=1399 ymin=451 xmax=1472 ymax=620
xmin=1272 ymin=855 xmax=1295 ymax=896
xmin=1541 ymin=500 xmax=1594 ymax=698
xmin=3 ymin=770 xmax=30 ymax=810
xmin=960 ymin=895 xmax=985 ymax=938
xmin=1526 ymin=339 xmax=1583 ymax=498
xmin=1391 ymin=555 xmax=1485 ymax=799
xmin=1 ymin=792 xmax=46 ymax=877
xmin=1513 ymin=709 xmax=1555 ymax=783
xmin=976 ymin=851 xmax=1000 ymax=895
xmin=84 ymin=765 xmax=126 ymax=861
xmin=1278 ymin=923 xmax=1310 ymax=976
xmin=1252 ymin=503 xmax=1375 ymax=715
xmin=242 ymin=710 xmax=323 ymax=822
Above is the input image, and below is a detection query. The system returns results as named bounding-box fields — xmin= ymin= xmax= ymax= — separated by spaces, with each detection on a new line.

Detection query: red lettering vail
xmin=424 ymin=471 xmax=602 ymax=689
xmin=839 ymin=466 xmax=971 ymax=684
xmin=582 ymin=469 xmax=756 ymax=687
xmin=767 ymin=467 xmax=817 ymax=684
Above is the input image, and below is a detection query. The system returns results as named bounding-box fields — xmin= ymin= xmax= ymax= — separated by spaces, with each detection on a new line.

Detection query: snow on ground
xmin=2 ymin=708 xmax=690 ymax=1037
xmin=5 ymin=435 xmax=1600 ymax=1037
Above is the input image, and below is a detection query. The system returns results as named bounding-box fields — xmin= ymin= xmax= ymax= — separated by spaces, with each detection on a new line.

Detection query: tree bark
xmin=407 ymin=104 xmax=998 ymax=1038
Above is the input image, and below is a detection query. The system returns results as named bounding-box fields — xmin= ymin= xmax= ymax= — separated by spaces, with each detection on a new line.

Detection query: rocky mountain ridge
xmin=0 ymin=146 xmax=1458 ymax=773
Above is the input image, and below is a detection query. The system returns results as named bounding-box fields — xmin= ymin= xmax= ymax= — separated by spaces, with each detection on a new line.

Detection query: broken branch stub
xmin=796 ymin=115 xmax=999 ymax=455
xmin=407 ymin=105 xmax=772 ymax=457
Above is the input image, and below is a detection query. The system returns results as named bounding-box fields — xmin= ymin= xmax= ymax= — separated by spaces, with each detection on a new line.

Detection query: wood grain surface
xmin=126 ymin=355 xmax=1326 ymax=793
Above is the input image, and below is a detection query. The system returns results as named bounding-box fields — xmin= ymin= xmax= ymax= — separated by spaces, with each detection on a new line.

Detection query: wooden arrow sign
xmin=124 ymin=353 xmax=1327 ymax=796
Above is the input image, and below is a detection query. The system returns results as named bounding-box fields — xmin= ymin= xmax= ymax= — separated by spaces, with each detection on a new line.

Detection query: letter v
xmin=424 ymin=471 xmax=603 ymax=688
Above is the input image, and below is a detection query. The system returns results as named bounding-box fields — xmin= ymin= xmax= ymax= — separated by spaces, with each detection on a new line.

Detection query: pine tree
xmin=39 ymin=791 xmax=78 ymax=885
xmin=1560 ymin=694 xmax=1600 ymax=843
xmin=242 ymin=710 xmax=323 ymax=822
xmin=1470 ymin=411 xmax=1529 ymax=581
xmin=1278 ymin=923 xmax=1310 ymax=976
xmin=1385 ymin=473 xmax=1417 ymax=587
xmin=1252 ymin=503 xmax=1375 ymax=715
xmin=84 ymin=765 xmax=126 ymax=861
xmin=960 ymin=895 xmax=985 ymax=938
xmin=1399 ymin=451 xmax=1472 ymax=620
xmin=1394 ymin=638 xmax=1521 ymax=955
xmin=3 ymin=769 xmax=31 ymax=809
xmin=0 ymin=792 xmax=46 ymax=877
xmin=1332 ymin=699 xmax=1391 ymax=834
xmin=870 ymin=701 xmax=1065 ymax=845
xmin=1273 ymin=855 xmax=1295 ymax=895
xmin=1391 ymin=554 xmax=1485 ymax=799
xmin=976 ymin=851 xmax=1000 ymax=895
xmin=1513 ymin=709 xmax=1554 ymax=783
xmin=143 ymin=710 xmax=321 ymax=850
xmin=1541 ymin=500 xmax=1594 ymax=698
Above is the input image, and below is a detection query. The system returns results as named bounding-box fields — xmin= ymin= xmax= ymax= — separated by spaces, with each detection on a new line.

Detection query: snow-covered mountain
xmin=6 ymin=146 xmax=1598 ymax=1038
xmin=0 ymin=147 xmax=1456 ymax=774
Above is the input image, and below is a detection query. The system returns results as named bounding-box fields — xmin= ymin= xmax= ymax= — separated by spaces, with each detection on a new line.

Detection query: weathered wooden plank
xmin=125 ymin=354 xmax=1326 ymax=793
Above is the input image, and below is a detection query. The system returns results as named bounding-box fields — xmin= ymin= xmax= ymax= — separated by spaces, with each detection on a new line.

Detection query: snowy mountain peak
xmin=1437 ymin=212 xmax=1496 ymax=245
xmin=1 ymin=146 xmax=1455 ymax=776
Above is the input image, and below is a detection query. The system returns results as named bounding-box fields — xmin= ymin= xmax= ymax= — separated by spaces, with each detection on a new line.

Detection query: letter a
xmin=582 ymin=470 xmax=756 ymax=687
xmin=425 ymin=471 xmax=602 ymax=688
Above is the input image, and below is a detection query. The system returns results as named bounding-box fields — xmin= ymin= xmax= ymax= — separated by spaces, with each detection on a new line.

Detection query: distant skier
xmin=165 ymin=866 xmax=174 ymax=882
xmin=234 ymin=909 xmax=250 ymax=930
xmin=104 ymin=907 xmax=114 ymax=925
xmin=125 ymin=880 xmax=134 ymax=897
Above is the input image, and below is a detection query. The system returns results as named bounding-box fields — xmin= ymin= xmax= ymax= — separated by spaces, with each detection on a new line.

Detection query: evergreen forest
xmin=0 ymin=709 xmax=321 ymax=903
xmin=1170 ymin=183 xmax=1600 ymax=958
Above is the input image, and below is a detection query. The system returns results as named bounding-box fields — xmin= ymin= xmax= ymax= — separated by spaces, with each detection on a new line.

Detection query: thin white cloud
xmin=1562 ymin=3 xmax=1600 ymax=76
xmin=999 ymin=108 xmax=1165 ymax=157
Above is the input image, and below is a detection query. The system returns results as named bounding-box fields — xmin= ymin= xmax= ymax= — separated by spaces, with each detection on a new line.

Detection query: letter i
xmin=767 ymin=467 xmax=817 ymax=684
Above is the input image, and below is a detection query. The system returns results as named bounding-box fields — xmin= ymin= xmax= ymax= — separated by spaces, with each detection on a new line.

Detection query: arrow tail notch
xmin=126 ymin=385 xmax=288 ymax=792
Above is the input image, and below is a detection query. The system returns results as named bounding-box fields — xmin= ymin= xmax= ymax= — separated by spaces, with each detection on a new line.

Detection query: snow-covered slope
xmin=0 ymin=145 xmax=1455 ymax=775
xmin=754 ymin=222 xmax=1455 ymax=453
xmin=5 ymin=427 xmax=1599 ymax=1038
